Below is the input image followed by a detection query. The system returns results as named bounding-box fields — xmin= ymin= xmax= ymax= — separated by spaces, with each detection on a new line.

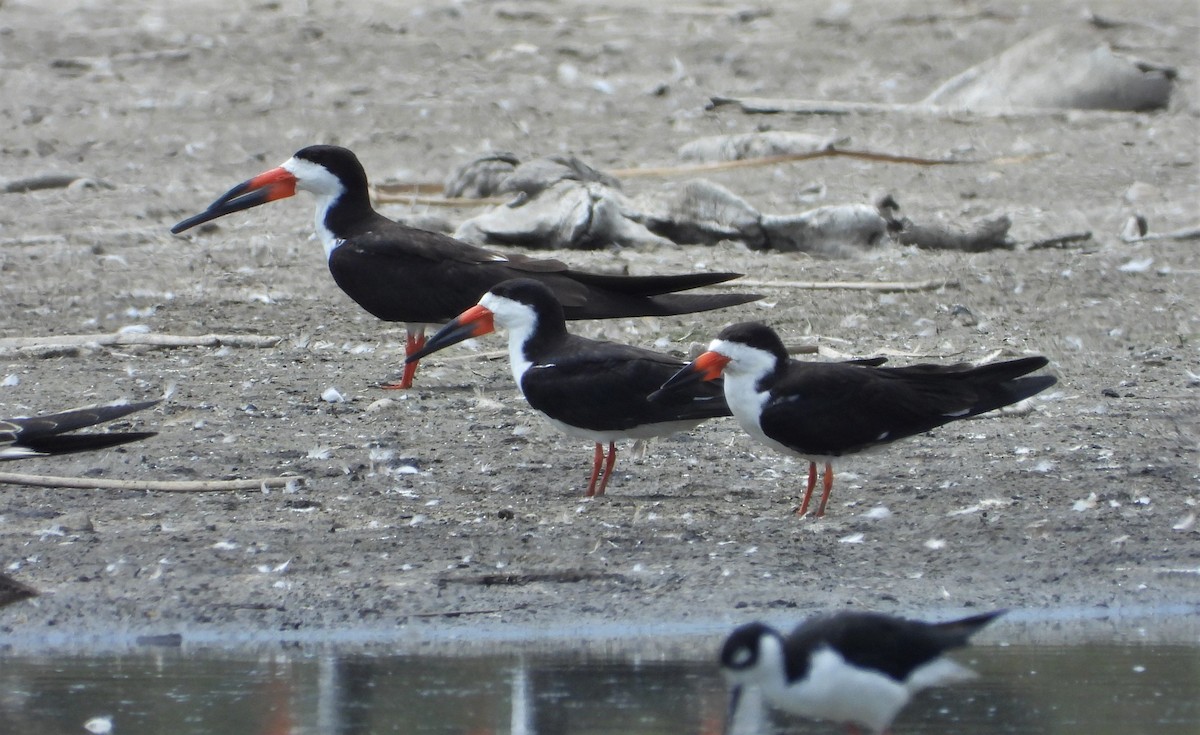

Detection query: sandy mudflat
xmin=0 ymin=0 xmax=1197 ymax=650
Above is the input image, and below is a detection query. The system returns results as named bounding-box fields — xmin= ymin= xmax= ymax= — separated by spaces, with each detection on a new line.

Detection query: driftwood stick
xmin=371 ymin=187 xmax=505 ymax=207
xmin=1122 ymin=225 xmax=1200 ymax=243
xmin=0 ymin=332 xmax=282 ymax=352
xmin=736 ymin=278 xmax=956 ymax=292
xmin=708 ymin=95 xmax=1144 ymax=122
xmin=0 ymin=471 xmax=301 ymax=493
xmin=369 ymin=146 xmax=1042 ymax=205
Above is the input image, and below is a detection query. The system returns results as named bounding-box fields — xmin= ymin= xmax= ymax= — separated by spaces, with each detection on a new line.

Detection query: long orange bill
xmin=171 ymin=167 xmax=298 ymax=234
xmin=403 ymin=305 xmax=495 ymax=365
xmin=649 ymin=350 xmax=731 ymax=401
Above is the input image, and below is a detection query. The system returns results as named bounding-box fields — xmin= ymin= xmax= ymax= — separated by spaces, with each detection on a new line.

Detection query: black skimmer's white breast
xmin=171 ymin=145 xmax=760 ymax=389
xmin=405 ymin=278 xmax=731 ymax=496
xmin=0 ymin=400 xmax=158 ymax=459
xmin=655 ymin=321 xmax=1056 ymax=516
xmin=721 ymin=610 xmax=1004 ymax=734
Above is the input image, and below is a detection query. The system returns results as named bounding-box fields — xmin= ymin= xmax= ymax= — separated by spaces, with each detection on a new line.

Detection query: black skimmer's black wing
xmin=0 ymin=572 xmax=39 ymax=608
xmin=721 ymin=610 xmax=1003 ymax=734
xmin=754 ymin=355 xmax=1056 ymax=459
xmin=407 ymin=278 xmax=730 ymax=496
xmin=658 ymin=321 xmax=1056 ymax=516
xmin=171 ymin=145 xmax=760 ymax=389
xmin=0 ymin=401 xmax=158 ymax=460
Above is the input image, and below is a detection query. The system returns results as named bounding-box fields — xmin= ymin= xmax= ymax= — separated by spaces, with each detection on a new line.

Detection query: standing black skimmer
xmin=721 ymin=610 xmax=1004 ymax=734
xmin=1 ymin=401 xmax=158 ymax=459
xmin=654 ymin=322 xmax=1056 ymax=516
xmin=171 ymin=145 xmax=759 ymax=389
xmin=405 ymin=279 xmax=732 ymax=496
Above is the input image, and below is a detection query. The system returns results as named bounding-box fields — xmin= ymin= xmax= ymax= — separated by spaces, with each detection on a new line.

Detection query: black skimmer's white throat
xmin=721 ymin=610 xmax=1004 ymax=734
xmin=654 ymin=321 xmax=1056 ymax=517
xmin=405 ymin=278 xmax=732 ymax=496
xmin=1 ymin=401 xmax=158 ymax=459
xmin=171 ymin=145 xmax=760 ymax=389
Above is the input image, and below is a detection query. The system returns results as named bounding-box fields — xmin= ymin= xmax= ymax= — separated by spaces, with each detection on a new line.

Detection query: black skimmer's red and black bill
xmin=170 ymin=145 xmax=760 ymax=389
xmin=405 ymin=278 xmax=732 ymax=497
xmin=654 ymin=321 xmax=1056 ymax=517
xmin=0 ymin=400 xmax=158 ymax=460
xmin=721 ymin=609 xmax=1004 ymax=735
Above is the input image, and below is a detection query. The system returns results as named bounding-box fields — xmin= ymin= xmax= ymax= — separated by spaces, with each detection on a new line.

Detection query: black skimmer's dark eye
xmin=171 ymin=167 xmax=298 ymax=234
xmin=404 ymin=304 xmax=496 ymax=365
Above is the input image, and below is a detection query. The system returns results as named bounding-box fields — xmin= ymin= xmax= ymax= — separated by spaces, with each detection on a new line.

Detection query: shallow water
xmin=1 ymin=642 xmax=1196 ymax=734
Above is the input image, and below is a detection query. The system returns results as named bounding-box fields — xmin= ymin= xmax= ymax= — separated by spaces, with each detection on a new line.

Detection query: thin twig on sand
xmin=0 ymin=332 xmax=281 ymax=354
xmin=736 ymin=278 xmax=956 ymax=292
xmin=370 ymin=145 xmax=1038 ymax=207
xmin=0 ymin=472 xmax=302 ymax=493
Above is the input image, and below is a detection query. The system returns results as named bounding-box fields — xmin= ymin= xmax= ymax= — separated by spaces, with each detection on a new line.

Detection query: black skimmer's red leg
xmin=382 ymin=327 xmax=428 ymax=390
xmin=655 ymin=321 xmax=1056 ymax=517
xmin=589 ymin=440 xmax=618 ymax=497
xmin=171 ymin=145 xmax=760 ymax=389
xmin=404 ymin=278 xmax=733 ymax=496
xmin=1 ymin=400 xmax=158 ymax=460
xmin=721 ymin=610 xmax=1004 ymax=734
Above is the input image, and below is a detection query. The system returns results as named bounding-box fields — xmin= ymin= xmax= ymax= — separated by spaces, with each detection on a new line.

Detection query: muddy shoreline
xmin=1 ymin=0 xmax=1198 ymax=652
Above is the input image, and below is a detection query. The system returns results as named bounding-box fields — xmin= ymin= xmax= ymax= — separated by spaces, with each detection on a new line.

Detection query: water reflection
xmin=0 ymin=644 xmax=1195 ymax=734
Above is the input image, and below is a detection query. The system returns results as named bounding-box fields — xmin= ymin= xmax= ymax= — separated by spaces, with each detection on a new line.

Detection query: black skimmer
xmin=0 ymin=572 xmax=38 ymax=609
xmin=654 ymin=322 xmax=1056 ymax=516
xmin=171 ymin=145 xmax=760 ymax=389
xmin=721 ymin=610 xmax=1004 ymax=734
xmin=405 ymin=278 xmax=731 ymax=496
xmin=1 ymin=401 xmax=158 ymax=459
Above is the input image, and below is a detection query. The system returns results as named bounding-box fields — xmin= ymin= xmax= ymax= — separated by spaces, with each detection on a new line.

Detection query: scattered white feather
xmin=1 ymin=374 xmax=18 ymax=387
xmin=256 ymin=559 xmax=290 ymax=574
xmin=366 ymin=398 xmax=394 ymax=412
xmin=924 ymin=538 xmax=947 ymax=550
xmin=1172 ymin=513 xmax=1195 ymax=531
xmin=84 ymin=716 xmax=113 ymax=734
xmin=321 ymin=387 xmax=345 ymax=403
xmin=409 ymin=514 xmax=427 ymax=526
xmin=307 ymin=446 xmax=333 ymax=460
xmin=863 ymin=506 xmax=892 ymax=520
xmin=838 ymin=533 xmax=865 ymax=544
xmin=211 ymin=541 xmax=239 ymax=550
xmin=117 ymin=324 xmax=151 ymax=334
xmin=1072 ymin=492 xmax=1099 ymax=511
xmin=395 ymin=465 xmax=420 ymax=475
xmin=1117 ymin=257 xmax=1154 ymax=273
xmin=369 ymin=447 xmax=395 ymax=463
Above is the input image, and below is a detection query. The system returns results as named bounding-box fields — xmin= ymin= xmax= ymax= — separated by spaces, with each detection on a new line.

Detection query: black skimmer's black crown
xmin=406 ymin=278 xmax=731 ymax=496
xmin=721 ymin=610 xmax=1004 ymax=734
xmin=172 ymin=145 xmax=760 ymax=388
xmin=655 ymin=321 xmax=1057 ymax=516
xmin=1 ymin=400 xmax=158 ymax=460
